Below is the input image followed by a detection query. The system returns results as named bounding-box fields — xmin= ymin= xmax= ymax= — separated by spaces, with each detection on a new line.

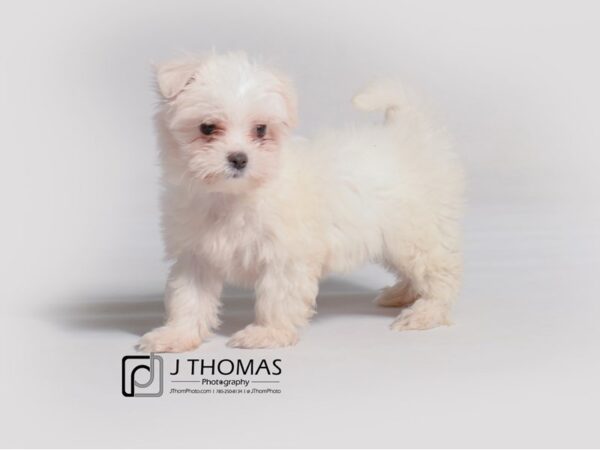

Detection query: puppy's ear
xmin=273 ymin=71 xmax=298 ymax=129
xmin=155 ymin=57 xmax=202 ymax=99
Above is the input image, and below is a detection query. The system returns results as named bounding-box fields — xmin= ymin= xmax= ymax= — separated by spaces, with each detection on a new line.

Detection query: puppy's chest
xmin=189 ymin=204 xmax=269 ymax=277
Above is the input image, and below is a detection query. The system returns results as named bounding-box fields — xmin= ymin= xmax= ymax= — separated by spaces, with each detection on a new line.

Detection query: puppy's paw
xmin=375 ymin=280 xmax=419 ymax=307
xmin=390 ymin=299 xmax=452 ymax=331
xmin=137 ymin=325 xmax=201 ymax=353
xmin=227 ymin=324 xmax=298 ymax=349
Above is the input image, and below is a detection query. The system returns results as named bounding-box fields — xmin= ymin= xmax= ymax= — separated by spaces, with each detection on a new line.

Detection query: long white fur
xmin=138 ymin=52 xmax=464 ymax=351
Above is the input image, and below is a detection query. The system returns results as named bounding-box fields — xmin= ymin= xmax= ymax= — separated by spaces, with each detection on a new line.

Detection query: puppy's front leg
xmin=137 ymin=254 xmax=223 ymax=352
xmin=228 ymin=265 xmax=318 ymax=349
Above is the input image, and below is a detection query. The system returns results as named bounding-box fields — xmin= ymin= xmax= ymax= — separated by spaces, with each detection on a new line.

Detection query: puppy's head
xmin=156 ymin=52 xmax=297 ymax=194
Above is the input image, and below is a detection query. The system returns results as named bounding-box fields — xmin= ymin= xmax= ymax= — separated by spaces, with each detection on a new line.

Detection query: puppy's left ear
xmin=155 ymin=56 xmax=202 ymax=99
xmin=273 ymin=72 xmax=298 ymax=129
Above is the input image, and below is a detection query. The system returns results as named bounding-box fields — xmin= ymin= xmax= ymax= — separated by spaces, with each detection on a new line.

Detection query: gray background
xmin=1 ymin=0 xmax=599 ymax=448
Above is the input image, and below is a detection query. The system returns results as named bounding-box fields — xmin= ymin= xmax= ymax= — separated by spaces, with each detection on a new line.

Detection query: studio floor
xmin=1 ymin=204 xmax=599 ymax=448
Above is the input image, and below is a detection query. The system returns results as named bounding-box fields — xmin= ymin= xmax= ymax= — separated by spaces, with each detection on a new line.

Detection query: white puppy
xmin=138 ymin=52 xmax=464 ymax=351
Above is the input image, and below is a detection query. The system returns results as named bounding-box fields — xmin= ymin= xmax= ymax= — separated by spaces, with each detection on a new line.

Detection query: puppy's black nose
xmin=227 ymin=152 xmax=248 ymax=170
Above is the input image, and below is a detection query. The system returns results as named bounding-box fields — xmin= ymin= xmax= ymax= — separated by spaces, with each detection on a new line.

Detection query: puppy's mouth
xmin=197 ymin=169 xmax=245 ymax=183
xmin=228 ymin=168 xmax=246 ymax=179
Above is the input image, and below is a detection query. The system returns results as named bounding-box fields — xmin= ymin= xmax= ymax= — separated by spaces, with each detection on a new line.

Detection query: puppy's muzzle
xmin=227 ymin=152 xmax=248 ymax=171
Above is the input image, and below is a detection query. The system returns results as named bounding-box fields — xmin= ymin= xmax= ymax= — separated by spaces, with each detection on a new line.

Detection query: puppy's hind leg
xmin=375 ymin=276 xmax=419 ymax=307
xmin=384 ymin=230 xmax=462 ymax=331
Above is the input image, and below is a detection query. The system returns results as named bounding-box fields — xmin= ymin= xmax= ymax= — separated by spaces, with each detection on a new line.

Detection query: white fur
xmin=137 ymin=52 xmax=464 ymax=351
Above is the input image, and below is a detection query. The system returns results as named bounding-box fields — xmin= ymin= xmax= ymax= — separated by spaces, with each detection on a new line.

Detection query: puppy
xmin=138 ymin=52 xmax=464 ymax=351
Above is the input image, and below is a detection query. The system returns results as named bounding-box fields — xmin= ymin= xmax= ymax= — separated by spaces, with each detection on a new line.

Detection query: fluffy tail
xmin=352 ymin=79 xmax=426 ymax=127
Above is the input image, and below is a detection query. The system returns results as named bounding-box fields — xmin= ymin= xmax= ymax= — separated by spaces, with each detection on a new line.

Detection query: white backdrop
xmin=1 ymin=1 xmax=599 ymax=448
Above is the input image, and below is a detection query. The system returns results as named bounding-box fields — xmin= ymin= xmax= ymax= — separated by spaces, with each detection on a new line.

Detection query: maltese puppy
xmin=138 ymin=52 xmax=464 ymax=351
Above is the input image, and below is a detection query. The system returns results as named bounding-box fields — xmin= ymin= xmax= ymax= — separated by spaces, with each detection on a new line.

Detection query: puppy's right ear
xmin=155 ymin=57 xmax=202 ymax=99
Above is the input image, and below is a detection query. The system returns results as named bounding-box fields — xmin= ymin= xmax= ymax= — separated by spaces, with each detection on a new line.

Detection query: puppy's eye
xmin=256 ymin=124 xmax=267 ymax=138
xmin=200 ymin=123 xmax=216 ymax=136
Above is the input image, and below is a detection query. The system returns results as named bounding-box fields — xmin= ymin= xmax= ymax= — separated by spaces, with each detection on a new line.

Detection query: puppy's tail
xmin=352 ymin=79 xmax=427 ymax=127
